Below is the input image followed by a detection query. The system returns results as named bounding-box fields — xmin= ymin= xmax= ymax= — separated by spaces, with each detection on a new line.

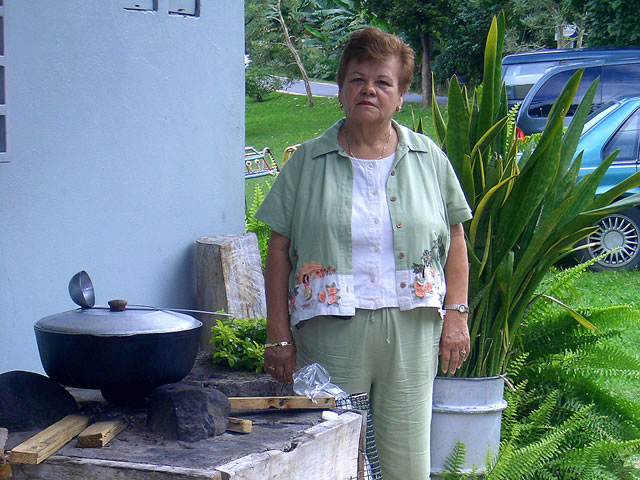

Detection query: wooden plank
xmin=216 ymin=411 xmax=362 ymax=480
xmin=77 ymin=418 xmax=127 ymax=448
xmin=228 ymin=396 xmax=336 ymax=411
xmin=226 ymin=417 xmax=252 ymax=434
xmin=10 ymin=414 xmax=89 ymax=465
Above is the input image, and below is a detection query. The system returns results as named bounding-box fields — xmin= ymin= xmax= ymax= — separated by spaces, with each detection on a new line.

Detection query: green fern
xmin=245 ymin=183 xmax=271 ymax=267
xmin=441 ymin=441 xmax=468 ymax=479
xmin=481 ymin=261 xmax=640 ymax=478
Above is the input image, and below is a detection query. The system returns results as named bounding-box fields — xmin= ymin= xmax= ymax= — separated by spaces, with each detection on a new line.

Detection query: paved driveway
xmin=279 ymin=79 xmax=447 ymax=104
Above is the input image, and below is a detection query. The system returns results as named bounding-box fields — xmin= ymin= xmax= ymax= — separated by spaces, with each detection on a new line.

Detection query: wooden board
xmin=77 ymin=419 xmax=127 ymax=448
xmin=10 ymin=414 xmax=89 ymax=465
xmin=228 ymin=396 xmax=336 ymax=411
xmin=226 ymin=418 xmax=252 ymax=434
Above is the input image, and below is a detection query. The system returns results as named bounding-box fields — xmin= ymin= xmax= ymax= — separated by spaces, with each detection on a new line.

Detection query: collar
xmin=309 ymin=118 xmax=431 ymax=160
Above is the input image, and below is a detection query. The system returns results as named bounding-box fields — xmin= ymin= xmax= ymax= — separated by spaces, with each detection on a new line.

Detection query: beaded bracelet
xmin=264 ymin=341 xmax=294 ymax=348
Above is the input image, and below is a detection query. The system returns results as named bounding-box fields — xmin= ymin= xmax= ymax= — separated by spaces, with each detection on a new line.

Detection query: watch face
xmin=445 ymin=304 xmax=468 ymax=313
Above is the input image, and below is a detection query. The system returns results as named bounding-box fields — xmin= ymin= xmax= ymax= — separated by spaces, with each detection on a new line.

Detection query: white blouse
xmin=350 ymin=153 xmax=399 ymax=309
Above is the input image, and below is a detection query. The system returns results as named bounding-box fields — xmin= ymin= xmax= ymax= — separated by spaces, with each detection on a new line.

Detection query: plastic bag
xmin=293 ymin=363 xmax=348 ymax=402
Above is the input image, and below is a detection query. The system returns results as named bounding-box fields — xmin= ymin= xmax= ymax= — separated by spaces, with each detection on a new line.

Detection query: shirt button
xmin=373 ymin=189 xmax=379 ymax=195
xmin=398 ymin=252 xmax=405 ymax=259
xmin=400 ymin=282 xmax=407 ymax=288
xmin=370 ymin=276 xmax=377 ymax=283
xmin=375 ymin=246 xmax=381 ymax=252
xmin=374 ymin=217 xmax=380 ymax=224
xmin=390 ymin=196 xmax=397 ymax=202
xmin=390 ymin=170 xmax=396 ymax=176
xmin=396 ymin=222 xmax=403 ymax=228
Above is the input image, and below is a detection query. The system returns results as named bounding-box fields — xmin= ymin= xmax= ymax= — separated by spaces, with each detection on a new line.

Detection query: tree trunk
xmin=276 ymin=0 xmax=314 ymax=108
xmin=556 ymin=24 xmax=564 ymax=48
xmin=576 ymin=27 xmax=585 ymax=48
xmin=420 ymin=31 xmax=433 ymax=108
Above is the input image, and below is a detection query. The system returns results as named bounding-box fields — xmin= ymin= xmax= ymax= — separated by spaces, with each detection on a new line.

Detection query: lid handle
xmin=108 ymin=299 xmax=128 ymax=312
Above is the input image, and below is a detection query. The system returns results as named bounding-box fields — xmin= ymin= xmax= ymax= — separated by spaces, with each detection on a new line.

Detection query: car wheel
xmin=577 ymin=208 xmax=640 ymax=270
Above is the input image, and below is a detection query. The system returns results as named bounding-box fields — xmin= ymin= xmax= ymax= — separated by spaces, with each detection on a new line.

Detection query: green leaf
xmin=477 ymin=16 xmax=498 ymax=145
xmin=446 ymin=75 xmax=471 ymax=177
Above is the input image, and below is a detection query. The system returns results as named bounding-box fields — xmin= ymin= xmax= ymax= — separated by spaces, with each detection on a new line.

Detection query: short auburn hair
xmin=336 ymin=27 xmax=415 ymax=94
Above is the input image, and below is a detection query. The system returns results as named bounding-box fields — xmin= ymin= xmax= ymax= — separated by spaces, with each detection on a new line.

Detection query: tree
xmin=357 ymin=0 xmax=452 ymax=107
xmin=274 ymin=0 xmax=315 ymax=107
xmin=432 ymin=0 xmax=509 ymax=87
xmin=506 ymin=0 xmax=588 ymax=51
xmin=572 ymin=0 xmax=640 ymax=46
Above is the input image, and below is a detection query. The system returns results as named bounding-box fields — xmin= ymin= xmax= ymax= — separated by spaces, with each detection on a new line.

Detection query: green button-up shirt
xmin=256 ymin=119 xmax=472 ymax=326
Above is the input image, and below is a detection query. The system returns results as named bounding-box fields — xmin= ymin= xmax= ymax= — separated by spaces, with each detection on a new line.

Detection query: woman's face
xmin=339 ymin=55 xmax=404 ymax=127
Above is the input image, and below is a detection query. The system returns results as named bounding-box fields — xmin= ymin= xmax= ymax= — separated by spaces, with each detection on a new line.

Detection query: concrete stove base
xmin=6 ymin=354 xmax=364 ymax=479
xmin=9 ymin=411 xmax=362 ymax=479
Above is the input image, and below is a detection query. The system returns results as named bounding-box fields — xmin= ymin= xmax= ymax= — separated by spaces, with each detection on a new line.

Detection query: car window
xmin=503 ymin=61 xmax=559 ymax=102
xmin=528 ymin=66 xmax=602 ymax=118
xmin=602 ymin=63 xmax=640 ymax=103
xmin=603 ymin=107 xmax=640 ymax=162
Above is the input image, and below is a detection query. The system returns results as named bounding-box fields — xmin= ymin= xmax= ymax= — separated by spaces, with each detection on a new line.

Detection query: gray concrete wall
xmin=0 ymin=0 xmax=245 ymax=373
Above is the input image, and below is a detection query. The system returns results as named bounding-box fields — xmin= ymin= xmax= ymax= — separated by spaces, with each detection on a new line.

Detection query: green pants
xmin=293 ymin=307 xmax=443 ymax=480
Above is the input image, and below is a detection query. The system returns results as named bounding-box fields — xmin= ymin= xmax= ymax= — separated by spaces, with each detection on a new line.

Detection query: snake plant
xmin=432 ymin=12 xmax=640 ymax=377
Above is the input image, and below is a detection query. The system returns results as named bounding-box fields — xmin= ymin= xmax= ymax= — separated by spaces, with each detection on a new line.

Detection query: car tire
xmin=576 ymin=207 xmax=640 ymax=270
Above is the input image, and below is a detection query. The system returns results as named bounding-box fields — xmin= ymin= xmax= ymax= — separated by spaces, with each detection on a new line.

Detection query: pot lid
xmin=35 ymin=302 xmax=202 ymax=336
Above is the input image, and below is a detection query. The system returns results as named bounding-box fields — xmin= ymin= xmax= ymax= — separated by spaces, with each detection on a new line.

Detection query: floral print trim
xmin=317 ymin=282 xmax=340 ymax=305
xmin=290 ymin=262 xmax=338 ymax=313
xmin=411 ymin=235 xmax=445 ymax=299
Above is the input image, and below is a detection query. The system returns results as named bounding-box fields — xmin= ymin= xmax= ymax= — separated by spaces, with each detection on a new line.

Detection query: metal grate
xmin=336 ymin=393 xmax=382 ymax=480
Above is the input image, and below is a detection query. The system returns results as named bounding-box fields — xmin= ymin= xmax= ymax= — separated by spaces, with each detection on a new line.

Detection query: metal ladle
xmin=68 ymin=271 xmax=234 ymax=317
xmin=68 ymin=270 xmax=96 ymax=308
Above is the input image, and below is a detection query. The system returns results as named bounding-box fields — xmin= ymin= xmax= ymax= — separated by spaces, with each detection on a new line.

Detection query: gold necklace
xmin=345 ymin=125 xmax=392 ymax=160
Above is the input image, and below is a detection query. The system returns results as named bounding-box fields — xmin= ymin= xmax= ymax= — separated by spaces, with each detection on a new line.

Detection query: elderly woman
xmin=256 ymin=27 xmax=472 ymax=479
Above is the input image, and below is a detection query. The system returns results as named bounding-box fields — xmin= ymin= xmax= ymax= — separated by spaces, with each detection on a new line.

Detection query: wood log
xmin=195 ymin=234 xmax=267 ymax=351
xmin=228 ymin=396 xmax=335 ymax=411
xmin=226 ymin=417 xmax=252 ymax=434
xmin=77 ymin=419 xmax=127 ymax=448
xmin=9 ymin=414 xmax=89 ymax=464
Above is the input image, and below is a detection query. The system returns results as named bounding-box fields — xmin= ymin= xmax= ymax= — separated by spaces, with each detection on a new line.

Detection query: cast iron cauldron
xmin=34 ymin=299 xmax=202 ymax=407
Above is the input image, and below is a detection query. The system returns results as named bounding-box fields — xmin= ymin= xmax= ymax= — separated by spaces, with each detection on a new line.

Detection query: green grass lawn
xmin=571 ymin=269 xmax=640 ymax=308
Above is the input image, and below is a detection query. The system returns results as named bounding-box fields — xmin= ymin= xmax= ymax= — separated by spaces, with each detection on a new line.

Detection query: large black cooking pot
xmin=34 ymin=300 xmax=202 ymax=406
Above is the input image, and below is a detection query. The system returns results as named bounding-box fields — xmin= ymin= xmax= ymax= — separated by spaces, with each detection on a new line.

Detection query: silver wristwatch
xmin=443 ymin=303 xmax=469 ymax=313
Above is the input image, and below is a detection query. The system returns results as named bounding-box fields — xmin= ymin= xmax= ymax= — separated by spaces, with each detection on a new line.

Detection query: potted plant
xmin=428 ymin=12 xmax=640 ymax=475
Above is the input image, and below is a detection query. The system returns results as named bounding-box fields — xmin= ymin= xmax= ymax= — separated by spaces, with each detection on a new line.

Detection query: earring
xmin=396 ymin=106 xmax=402 ymax=112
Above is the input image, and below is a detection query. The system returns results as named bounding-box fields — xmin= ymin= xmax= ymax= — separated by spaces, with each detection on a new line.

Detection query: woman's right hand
xmin=263 ymin=230 xmax=297 ymax=383
xmin=264 ymin=343 xmax=297 ymax=383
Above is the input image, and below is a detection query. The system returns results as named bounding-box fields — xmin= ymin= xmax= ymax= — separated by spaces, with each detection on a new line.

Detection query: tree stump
xmin=195 ymin=234 xmax=267 ymax=350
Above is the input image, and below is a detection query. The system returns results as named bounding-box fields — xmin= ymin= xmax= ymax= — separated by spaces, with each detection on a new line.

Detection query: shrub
xmin=245 ymin=66 xmax=283 ymax=102
xmin=210 ymin=316 xmax=267 ymax=373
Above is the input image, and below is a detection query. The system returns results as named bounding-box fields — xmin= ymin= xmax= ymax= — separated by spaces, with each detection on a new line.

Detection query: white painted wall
xmin=0 ymin=0 xmax=245 ymax=373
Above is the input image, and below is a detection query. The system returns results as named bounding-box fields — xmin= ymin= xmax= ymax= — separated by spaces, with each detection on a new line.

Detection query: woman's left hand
xmin=439 ymin=310 xmax=470 ymax=374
